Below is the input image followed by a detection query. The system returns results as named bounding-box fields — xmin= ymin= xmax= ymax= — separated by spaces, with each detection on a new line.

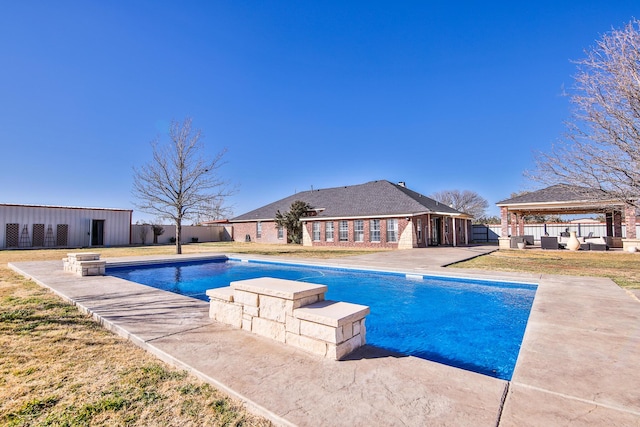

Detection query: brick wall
xmin=232 ymin=221 xmax=287 ymax=244
xmin=302 ymin=217 xmax=412 ymax=249
xmin=232 ymin=215 xmax=470 ymax=248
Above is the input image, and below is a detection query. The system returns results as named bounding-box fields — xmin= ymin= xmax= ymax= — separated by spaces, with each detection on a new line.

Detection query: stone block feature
xmin=252 ymin=317 xmax=286 ymax=342
xmin=206 ymin=287 xmax=234 ymax=302
xmin=259 ymin=294 xmax=289 ymax=322
xmin=207 ymin=277 xmax=369 ymax=360
xmin=295 ymin=301 xmax=369 ymax=356
xmin=206 ymin=287 xmax=243 ymax=327
xmin=63 ymin=253 xmax=106 ymax=276
xmin=233 ymin=289 xmax=259 ymax=307
xmin=232 ymin=277 xmax=327 ymax=301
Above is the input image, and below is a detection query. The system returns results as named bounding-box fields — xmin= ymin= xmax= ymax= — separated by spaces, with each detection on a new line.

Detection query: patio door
xmin=431 ymin=218 xmax=441 ymax=246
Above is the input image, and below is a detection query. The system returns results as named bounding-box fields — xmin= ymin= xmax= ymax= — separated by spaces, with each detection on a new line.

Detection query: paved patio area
xmin=9 ymin=247 xmax=640 ymax=426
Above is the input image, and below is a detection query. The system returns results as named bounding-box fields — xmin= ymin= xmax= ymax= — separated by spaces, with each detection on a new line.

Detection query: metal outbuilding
xmin=1 ymin=204 xmax=132 ymax=249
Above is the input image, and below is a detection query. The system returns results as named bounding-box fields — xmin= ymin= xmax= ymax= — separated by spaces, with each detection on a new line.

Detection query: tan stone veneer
xmin=63 ymin=252 xmax=106 ymax=276
xmin=207 ymin=277 xmax=370 ymax=360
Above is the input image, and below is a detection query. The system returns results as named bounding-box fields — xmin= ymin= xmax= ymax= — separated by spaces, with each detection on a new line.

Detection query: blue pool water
xmin=108 ymin=259 xmax=536 ymax=380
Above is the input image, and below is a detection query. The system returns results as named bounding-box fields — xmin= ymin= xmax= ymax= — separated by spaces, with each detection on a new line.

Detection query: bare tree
xmin=195 ymin=197 xmax=235 ymax=224
xmin=430 ymin=189 xmax=489 ymax=219
xmin=532 ymin=19 xmax=640 ymax=206
xmin=132 ymin=118 xmax=232 ymax=254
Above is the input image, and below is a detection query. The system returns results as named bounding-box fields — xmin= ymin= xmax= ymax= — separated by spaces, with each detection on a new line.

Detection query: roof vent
xmin=398 ymin=181 xmax=406 ymax=188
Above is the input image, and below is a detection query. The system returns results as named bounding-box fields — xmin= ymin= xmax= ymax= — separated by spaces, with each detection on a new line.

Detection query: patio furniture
xmin=589 ymin=243 xmax=608 ymax=251
xmin=559 ymin=235 xmax=585 ymax=246
xmin=541 ymin=236 xmax=560 ymax=250
xmin=585 ymin=236 xmax=612 ymax=246
xmin=510 ymin=235 xmax=535 ymax=248
xmin=510 ymin=236 xmax=526 ymax=248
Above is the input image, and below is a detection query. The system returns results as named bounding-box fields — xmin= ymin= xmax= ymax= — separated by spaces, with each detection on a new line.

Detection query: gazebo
xmin=496 ymin=184 xmax=639 ymax=250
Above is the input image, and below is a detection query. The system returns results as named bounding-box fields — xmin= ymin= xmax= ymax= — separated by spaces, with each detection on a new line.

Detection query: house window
xmin=256 ymin=221 xmax=262 ymax=238
xmin=370 ymin=219 xmax=380 ymax=242
xmin=386 ymin=219 xmax=398 ymax=242
xmin=325 ymin=221 xmax=334 ymax=242
xmin=277 ymin=226 xmax=283 ymax=240
xmin=417 ymin=219 xmax=422 ymax=242
xmin=339 ymin=220 xmax=349 ymax=241
xmin=354 ymin=220 xmax=364 ymax=242
xmin=312 ymin=222 xmax=321 ymax=241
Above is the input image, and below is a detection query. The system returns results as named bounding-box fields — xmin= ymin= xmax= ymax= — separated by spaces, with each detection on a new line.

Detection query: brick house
xmin=229 ymin=180 xmax=472 ymax=248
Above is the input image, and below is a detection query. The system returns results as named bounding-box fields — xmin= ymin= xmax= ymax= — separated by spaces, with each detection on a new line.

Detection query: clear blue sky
xmin=2 ymin=1 xmax=639 ymax=222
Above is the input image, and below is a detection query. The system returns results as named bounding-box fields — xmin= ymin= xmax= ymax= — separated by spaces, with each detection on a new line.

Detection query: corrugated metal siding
xmin=0 ymin=205 xmax=131 ymax=248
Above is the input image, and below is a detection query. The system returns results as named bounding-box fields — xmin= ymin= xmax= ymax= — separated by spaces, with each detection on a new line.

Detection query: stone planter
xmin=517 ymin=242 xmax=526 ymax=250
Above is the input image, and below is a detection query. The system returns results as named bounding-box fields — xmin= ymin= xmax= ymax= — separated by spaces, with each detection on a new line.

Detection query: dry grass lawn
xmin=0 ymin=242 xmax=384 ymax=426
xmin=451 ymin=248 xmax=640 ymax=289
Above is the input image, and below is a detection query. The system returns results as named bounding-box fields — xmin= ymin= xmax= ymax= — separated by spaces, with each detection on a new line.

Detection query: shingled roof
xmin=496 ymin=184 xmax=613 ymax=205
xmin=230 ymin=180 xmax=468 ymax=222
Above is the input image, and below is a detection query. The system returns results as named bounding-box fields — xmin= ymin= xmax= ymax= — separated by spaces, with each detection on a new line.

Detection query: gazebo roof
xmin=496 ymin=184 xmax=624 ymax=214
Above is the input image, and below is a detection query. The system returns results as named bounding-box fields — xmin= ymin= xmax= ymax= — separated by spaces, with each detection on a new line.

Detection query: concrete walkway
xmin=9 ymin=248 xmax=640 ymax=427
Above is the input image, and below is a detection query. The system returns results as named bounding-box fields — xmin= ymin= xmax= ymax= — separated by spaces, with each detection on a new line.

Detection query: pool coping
xmin=9 ymin=252 xmax=640 ymax=426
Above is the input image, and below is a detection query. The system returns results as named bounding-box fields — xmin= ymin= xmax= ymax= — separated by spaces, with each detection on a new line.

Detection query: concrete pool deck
xmin=8 ymin=248 xmax=640 ymax=426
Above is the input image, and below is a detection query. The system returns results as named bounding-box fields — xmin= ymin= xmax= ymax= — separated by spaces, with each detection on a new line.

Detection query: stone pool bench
xmin=63 ymin=252 xmax=106 ymax=276
xmin=206 ymin=277 xmax=370 ymax=360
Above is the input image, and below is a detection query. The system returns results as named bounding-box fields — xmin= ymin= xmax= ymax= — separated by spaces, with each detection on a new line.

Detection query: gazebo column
xmin=465 ymin=218 xmax=469 ymax=245
xmin=498 ymin=207 xmax=511 ymax=249
xmin=613 ymin=211 xmax=623 ymax=237
xmin=452 ymin=217 xmax=458 ymax=247
xmin=622 ymin=204 xmax=639 ymax=251
xmin=518 ymin=214 xmax=525 ymax=236
xmin=500 ymin=207 xmax=509 ymax=237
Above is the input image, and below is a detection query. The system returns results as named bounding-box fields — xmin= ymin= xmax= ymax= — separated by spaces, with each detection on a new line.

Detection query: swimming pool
xmin=108 ymin=258 xmax=536 ymax=380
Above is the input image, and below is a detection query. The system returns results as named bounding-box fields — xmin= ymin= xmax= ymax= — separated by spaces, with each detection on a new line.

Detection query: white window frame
xmin=339 ymin=220 xmax=349 ymax=242
xmin=256 ymin=221 xmax=262 ymax=239
xmin=312 ymin=222 xmax=321 ymax=241
xmin=354 ymin=220 xmax=364 ymax=242
xmin=386 ymin=219 xmax=398 ymax=242
xmin=370 ymin=219 xmax=380 ymax=242
xmin=277 ymin=226 xmax=283 ymax=240
xmin=417 ymin=218 xmax=422 ymax=243
xmin=325 ymin=221 xmax=334 ymax=242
